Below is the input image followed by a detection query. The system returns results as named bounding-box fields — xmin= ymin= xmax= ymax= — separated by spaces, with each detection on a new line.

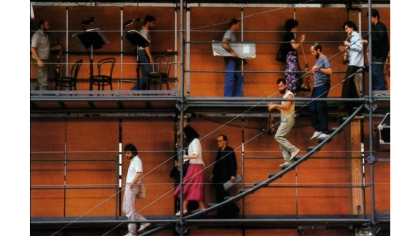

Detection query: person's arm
xmin=221 ymin=38 xmax=238 ymax=58
xmin=129 ymin=171 xmax=143 ymax=190
xmin=290 ymin=34 xmax=305 ymax=50
xmin=184 ymin=153 xmax=198 ymax=159
xmin=184 ymin=139 xmax=200 ymax=159
xmin=229 ymin=150 xmax=237 ymax=182
xmin=312 ymin=65 xmax=332 ymax=75
xmin=268 ymin=93 xmax=293 ymax=111
xmin=30 ymin=47 xmax=44 ymax=67
xmin=346 ymin=33 xmax=363 ymax=53
xmin=144 ymin=45 xmax=153 ymax=64
xmin=50 ymin=44 xmax=62 ymax=51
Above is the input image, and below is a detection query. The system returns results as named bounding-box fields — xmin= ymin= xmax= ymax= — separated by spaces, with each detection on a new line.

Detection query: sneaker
xmin=138 ymin=223 xmax=151 ymax=232
xmin=290 ymin=148 xmax=300 ymax=160
xmin=310 ymin=131 xmax=322 ymax=139
xmin=317 ymin=133 xmax=329 ymax=139
xmin=279 ymin=161 xmax=293 ymax=167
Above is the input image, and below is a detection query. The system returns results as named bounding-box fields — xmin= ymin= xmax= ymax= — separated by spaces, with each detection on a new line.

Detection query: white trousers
xmin=123 ymin=184 xmax=147 ymax=234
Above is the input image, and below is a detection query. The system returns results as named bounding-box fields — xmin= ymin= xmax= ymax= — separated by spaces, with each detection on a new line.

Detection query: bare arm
xmin=290 ymin=34 xmax=305 ymax=50
xmin=144 ymin=46 xmax=153 ymax=64
xmin=221 ymin=38 xmax=237 ymax=57
xmin=30 ymin=47 xmax=43 ymax=67
xmin=184 ymin=153 xmax=199 ymax=159
xmin=268 ymin=93 xmax=293 ymax=111
xmin=129 ymin=171 xmax=143 ymax=190
xmin=312 ymin=65 xmax=333 ymax=75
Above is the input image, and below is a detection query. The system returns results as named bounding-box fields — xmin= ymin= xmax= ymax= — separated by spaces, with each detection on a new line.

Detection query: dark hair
xmin=218 ymin=134 xmax=228 ymax=143
xmin=276 ymin=78 xmax=286 ymax=85
xmin=342 ymin=20 xmax=358 ymax=31
xmin=144 ymin=15 xmax=156 ymax=24
xmin=369 ymin=9 xmax=380 ymax=19
xmin=229 ymin=18 xmax=240 ymax=27
xmin=313 ymin=42 xmax=322 ymax=51
xmin=284 ymin=18 xmax=299 ymax=32
xmin=124 ymin=143 xmax=138 ymax=157
xmin=38 ymin=19 xmax=47 ymax=28
xmin=183 ymin=125 xmax=200 ymax=144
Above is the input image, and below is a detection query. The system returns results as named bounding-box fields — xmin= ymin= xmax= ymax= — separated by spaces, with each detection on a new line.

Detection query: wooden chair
xmin=146 ymin=55 xmax=173 ymax=90
xmin=89 ymin=57 xmax=115 ymax=90
xmin=55 ymin=59 xmax=82 ymax=90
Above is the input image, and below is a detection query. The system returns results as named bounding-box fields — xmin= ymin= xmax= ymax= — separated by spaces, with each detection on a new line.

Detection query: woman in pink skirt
xmin=173 ymin=125 xmax=206 ymax=216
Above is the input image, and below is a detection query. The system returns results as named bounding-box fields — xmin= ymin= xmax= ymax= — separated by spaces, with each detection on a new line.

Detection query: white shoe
xmin=310 ymin=131 xmax=322 ymax=139
xmin=280 ymin=161 xmax=293 ymax=167
xmin=290 ymin=148 xmax=300 ymax=160
xmin=138 ymin=223 xmax=151 ymax=232
xmin=317 ymin=133 xmax=329 ymax=139
xmin=124 ymin=233 xmax=136 ymax=236
xmin=175 ymin=209 xmax=188 ymax=216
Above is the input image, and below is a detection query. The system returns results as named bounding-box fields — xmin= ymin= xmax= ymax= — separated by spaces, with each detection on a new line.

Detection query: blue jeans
xmin=372 ymin=56 xmax=386 ymax=90
xmin=131 ymin=51 xmax=150 ymax=90
xmin=309 ymin=83 xmax=330 ymax=134
xmin=224 ymin=57 xmax=243 ymax=96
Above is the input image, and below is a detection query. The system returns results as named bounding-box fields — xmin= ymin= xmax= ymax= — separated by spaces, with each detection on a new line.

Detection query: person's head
xmin=276 ymin=78 xmax=287 ymax=94
xmin=228 ymin=18 xmax=240 ymax=30
xmin=342 ymin=20 xmax=358 ymax=34
xmin=38 ymin=19 xmax=51 ymax=32
xmin=123 ymin=143 xmax=138 ymax=159
xmin=144 ymin=15 xmax=156 ymax=29
xmin=284 ymin=18 xmax=299 ymax=32
xmin=183 ymin=125 xmax=200 ymax=144
xmin=217 ymin=134 xmax=228 ymax=149
xmin=310 ymin=42 xmax=322 ymax=59
xmin=368 ymin=9 xmax=380 ymax=24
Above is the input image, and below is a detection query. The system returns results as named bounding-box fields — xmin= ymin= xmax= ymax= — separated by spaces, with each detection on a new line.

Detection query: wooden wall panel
xmin=31 ymin=189 xmax=65 ymax=216
xmin=65 ymin=189 xmax=116 ymax=216
xmin=64 ymin=118 xmax=119 ymax=216
xmin=31 ymin=118 xmax=66 ymax=216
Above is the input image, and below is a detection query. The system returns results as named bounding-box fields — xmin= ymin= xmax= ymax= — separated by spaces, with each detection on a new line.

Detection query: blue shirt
xmin=313 ymin=55 xmax=331 ymax=87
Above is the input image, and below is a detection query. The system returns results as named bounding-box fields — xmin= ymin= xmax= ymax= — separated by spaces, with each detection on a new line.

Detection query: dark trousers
xmin=309 ymin=83 xmax=330 ymax=134
xmin=341 ymin=66 xmax=361 ymax=114
xmin=214 ymin=183 xmax=239 ymax=217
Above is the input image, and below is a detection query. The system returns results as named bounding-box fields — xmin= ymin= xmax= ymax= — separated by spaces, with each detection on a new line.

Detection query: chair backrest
xmin=151 ymin=55 xmax=172 ymax=76
xmin=97 ymin=57 xmax=116 ymax=78
xmin=71 ymin=59 xmax=83 ymax=79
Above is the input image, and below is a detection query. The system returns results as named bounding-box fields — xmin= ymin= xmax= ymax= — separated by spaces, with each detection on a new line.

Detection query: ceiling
xmin=30 ymin=0 xmax=390 ymax=4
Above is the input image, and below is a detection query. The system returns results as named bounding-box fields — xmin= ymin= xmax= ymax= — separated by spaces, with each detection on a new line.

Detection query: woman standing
xmin=173 ymin=125 xmax=206 ymax=216
xmin=282 ymin=18 xmax=305 ymax=92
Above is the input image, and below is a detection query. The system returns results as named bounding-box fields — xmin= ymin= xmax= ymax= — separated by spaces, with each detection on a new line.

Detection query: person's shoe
xmin=310 ymin=131 xmax=322 ymax=139
xmin=279 ymin=161 xmax=293 ymax=168
xmin=317 ymin=133 xmax=329 ymax=139
xmin=124 ymin=232 xmax=136 ymax=236
xmin=138 ymin=223 xmax=151 ymax=232
xmin=290 ymin=148 xmax=300 ymax=160
xmin=175 ymin=209 xmax=188 ymax=216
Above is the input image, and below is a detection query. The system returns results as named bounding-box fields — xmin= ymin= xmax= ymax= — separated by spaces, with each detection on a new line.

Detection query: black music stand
xmin=72 ymin=28 xmax=109 ymax=90
xmin=122 ymin=30 xmax=150 ymax=90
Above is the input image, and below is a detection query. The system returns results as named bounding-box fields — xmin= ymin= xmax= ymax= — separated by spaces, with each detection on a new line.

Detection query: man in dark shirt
xmin=362 ymin=9 xmax=390 ymax=90
xmin=209 ymin=134 xmax=240 ymax=217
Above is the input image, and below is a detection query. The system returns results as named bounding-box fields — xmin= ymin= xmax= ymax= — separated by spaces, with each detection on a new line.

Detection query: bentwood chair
xmin=55 ymin=59 xmax=82 ymax=90
xmin=146 ymin=55 xmax=173 ymax=90
xmin=89 ymin=57 xmax=115 ymax=90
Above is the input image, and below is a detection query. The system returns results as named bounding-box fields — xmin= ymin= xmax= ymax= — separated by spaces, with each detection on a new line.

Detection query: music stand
xmin=121 ymin=30 xmax=150 ymax=90
xmin=72 ymin=28 xmax=108 ymax=90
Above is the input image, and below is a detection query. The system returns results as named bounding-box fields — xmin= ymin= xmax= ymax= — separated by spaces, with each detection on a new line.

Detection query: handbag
xmin=136 ymin=177 xmax=146 ymax=198
xmin=276 ymin=46 xmax=286 ymax=63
